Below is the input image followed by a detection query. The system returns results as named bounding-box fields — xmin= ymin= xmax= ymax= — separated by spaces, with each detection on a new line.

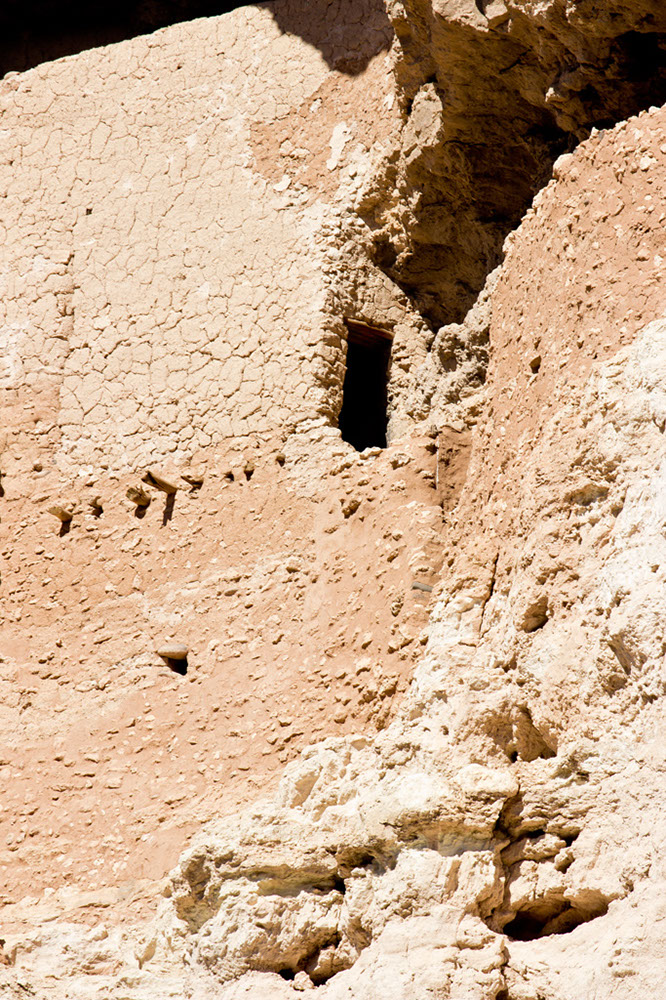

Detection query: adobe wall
xmin=0 ymin=0 xmax=429 ymax=477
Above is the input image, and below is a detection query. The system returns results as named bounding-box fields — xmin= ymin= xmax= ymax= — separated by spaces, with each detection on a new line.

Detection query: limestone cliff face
xmin=2 ymin=2 xmax=666 ymax=999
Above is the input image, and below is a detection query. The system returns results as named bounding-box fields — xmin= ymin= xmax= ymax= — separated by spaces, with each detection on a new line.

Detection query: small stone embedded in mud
xmin=341 ymin=498 xmax=361 ymax=518
xmin=157 ymin=642 xmax=188 ymax=660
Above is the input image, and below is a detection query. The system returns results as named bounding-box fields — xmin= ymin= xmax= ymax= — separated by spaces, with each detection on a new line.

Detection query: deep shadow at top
xmin=259 ymin=0 xmax=393 ymax=75
xmin=0 ymin=0 xmax=392 ymax=78
xmin=0 ymin=0 xmax=252 ymax=76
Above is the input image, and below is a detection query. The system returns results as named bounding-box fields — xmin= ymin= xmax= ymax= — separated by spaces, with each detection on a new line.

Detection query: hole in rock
xmin=338 ymin=321 xmax=392 ymax=452
xmin=302 ymin=932 xmax=345 ymax=986
xmin=520 ymin=595 xmax=549 ymax=634
xmin=278 ymin=969 xmax=295 ymax=981
xmin=162 ymin=655 xmax=188 ymax=676
xmin=503 ymin=892 xmax=610 ymax=940
xmin=332 ymin=875 xmax=346 ymax=895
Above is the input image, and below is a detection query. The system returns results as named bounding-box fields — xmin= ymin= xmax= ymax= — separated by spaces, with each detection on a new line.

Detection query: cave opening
xmin=502 ymin=893 xmax=610 ymax=940
xmin=338 ymin=321 xmax=392 ymax=452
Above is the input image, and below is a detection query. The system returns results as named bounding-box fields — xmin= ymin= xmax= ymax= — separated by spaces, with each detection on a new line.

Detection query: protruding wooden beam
xmin=126 ymin=486 xmax=151 ymax=508
xmin=47 ymin=505 xmax=74 ymax=523
xmin=142 ymin=470 xmax=178 ymax=495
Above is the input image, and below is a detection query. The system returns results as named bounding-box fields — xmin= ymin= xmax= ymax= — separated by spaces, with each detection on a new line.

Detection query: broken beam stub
xmin=127 ymin=486 xmax=151 ymax=508
xmin=181 ymin=471 xmax=204 ymax=489
xmin=142 ymin=470 xmax=178 ymax=495
xmin=47 ymin=505 xmax=74 ymax=522
xmin=157 ymin=641 xmax=188 ymax=660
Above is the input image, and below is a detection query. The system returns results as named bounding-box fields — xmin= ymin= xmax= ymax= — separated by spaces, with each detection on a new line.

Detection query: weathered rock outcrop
xmin=0 ymin=0 xmax=417 ymax=474
xmin=364 ymin=0 xmax=666 ymax=326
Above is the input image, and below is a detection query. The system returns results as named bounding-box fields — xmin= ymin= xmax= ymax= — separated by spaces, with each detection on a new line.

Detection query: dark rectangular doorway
xmin=338 ymin=321 xmax=392 ymax=451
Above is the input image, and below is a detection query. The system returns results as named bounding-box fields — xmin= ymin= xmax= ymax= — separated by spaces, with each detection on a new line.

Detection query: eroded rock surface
xmin=129 ymin=113 xmax=666 ymax=1000
xmin=366 ymin=0 xmax=666 ymax=326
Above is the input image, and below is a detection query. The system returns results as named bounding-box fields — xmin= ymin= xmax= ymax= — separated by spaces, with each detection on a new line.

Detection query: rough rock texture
xmin=4 ymin=1 xmax=666 ymax=999
xmin=365 ymin=0 xmax=666 ymax=326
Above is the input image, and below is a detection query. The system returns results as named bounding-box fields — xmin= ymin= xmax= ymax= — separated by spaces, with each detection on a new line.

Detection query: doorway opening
xmin=338 ymin=321 xmax=392 ymax=451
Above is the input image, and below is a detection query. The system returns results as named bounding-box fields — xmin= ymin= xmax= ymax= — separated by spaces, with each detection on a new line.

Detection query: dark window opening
xmin=167 ymin=655 xmax=188 ymax=676
xmin=338 ymin=321 xmax=392 ymax=452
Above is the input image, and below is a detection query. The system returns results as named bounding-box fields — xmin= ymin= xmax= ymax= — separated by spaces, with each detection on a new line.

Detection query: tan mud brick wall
xmin=0 ymin=1 xmax=420 ymax=475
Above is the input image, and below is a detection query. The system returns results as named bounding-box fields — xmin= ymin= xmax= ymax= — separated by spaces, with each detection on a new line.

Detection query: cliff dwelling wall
xmin=5 ymin=1 xmax=666 ymax=998
xmin=0 ymin=0 xmax=440 ymax=938
xmin=0 ymin=1 xmax=253 ymax=77
xmin=0 ymin=0 xmax=394 ymax=78
xmin=0 ymin=1 xmax=427 ymax=476
xmin=4 ymin=0 xmax=666 ymax=478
